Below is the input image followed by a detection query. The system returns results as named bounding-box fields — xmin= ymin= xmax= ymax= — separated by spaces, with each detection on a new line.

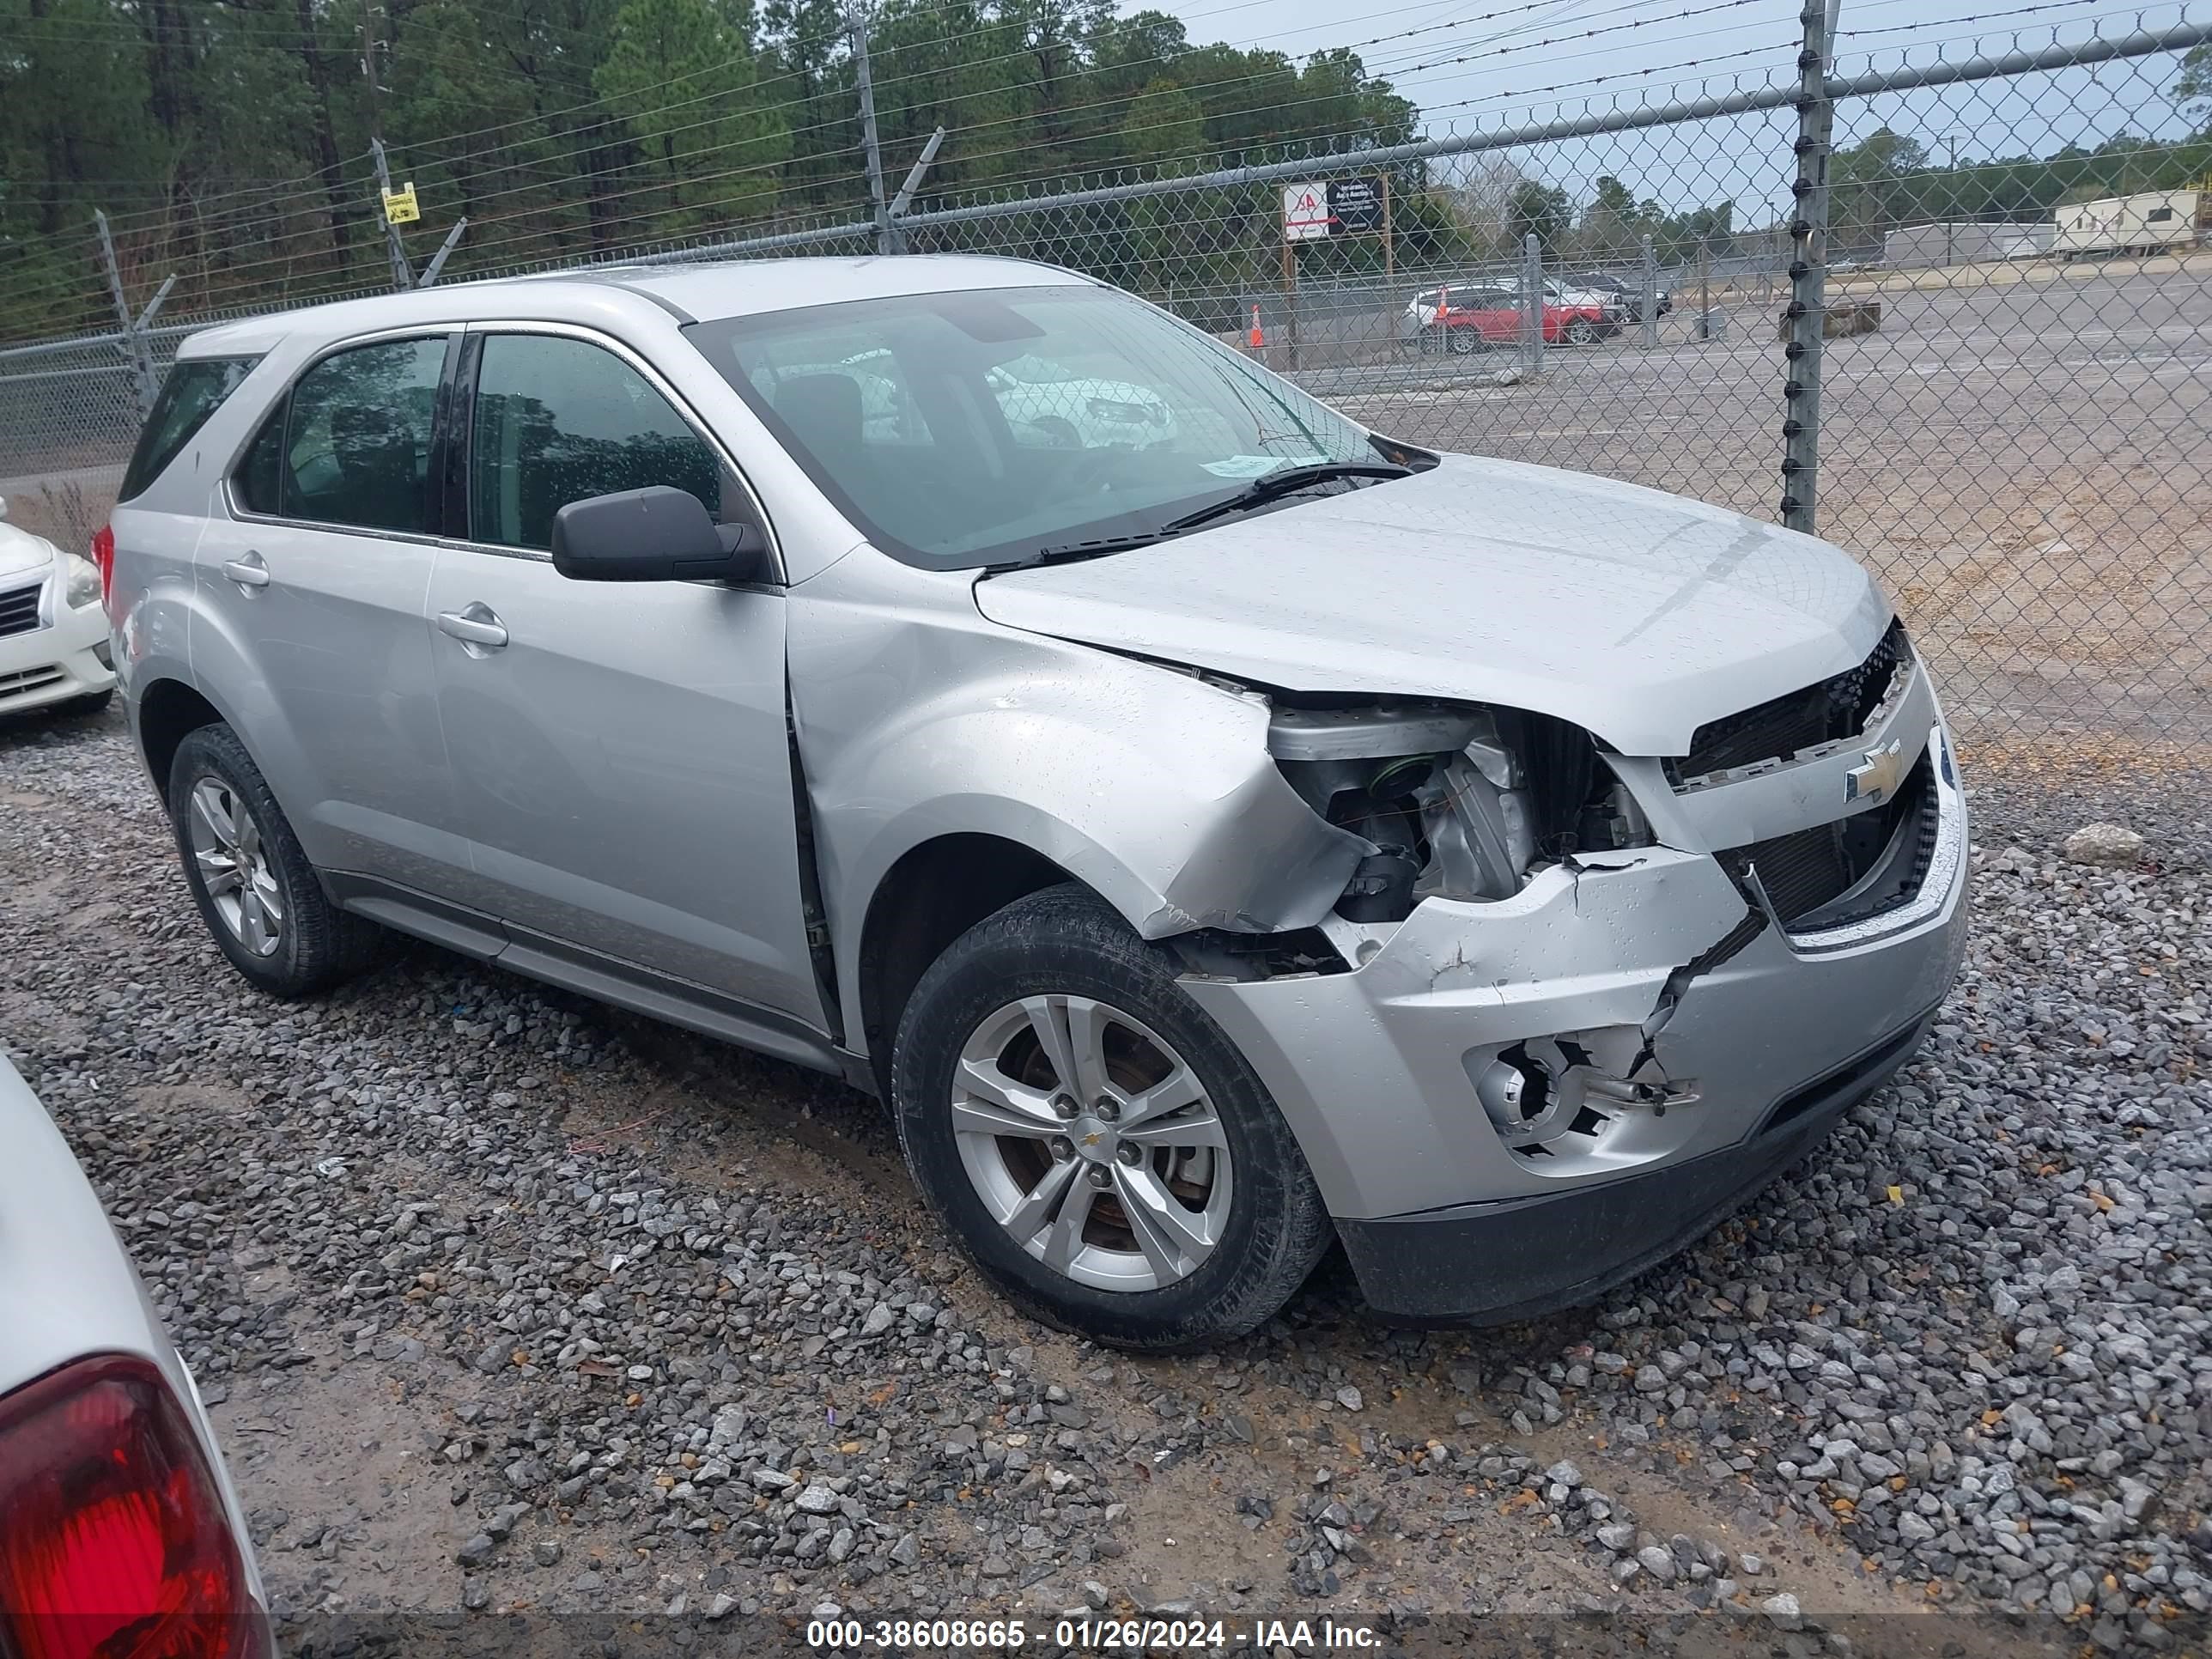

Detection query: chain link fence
xmin=4 ymin=8 xmax=2209 ymax=769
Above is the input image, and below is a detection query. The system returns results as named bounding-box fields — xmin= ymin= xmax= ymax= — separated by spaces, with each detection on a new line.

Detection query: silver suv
xmin=107 ymin=258 xmax=1966 ymax=1349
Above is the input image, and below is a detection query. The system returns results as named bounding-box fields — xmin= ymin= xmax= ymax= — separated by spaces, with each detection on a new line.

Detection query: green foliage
xmin=0 ymin=0 xmax=1431 ymax=335
xmin=7 ymin=0 xmax=2203 ymax=342
xmin=595 ymin=0 xmax=789 ymax=228
xmin=2179 ymin=42 xmax=2211 ymax=125
xmin=1504 ymin=179 xmax=1571 ymax=253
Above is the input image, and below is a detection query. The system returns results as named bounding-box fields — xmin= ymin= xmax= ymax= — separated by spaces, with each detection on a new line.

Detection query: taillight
xmin=89 ymin=526 xmax=116 ymax=622
xmin=0 ymin=1354 xmax=263 ymax=1659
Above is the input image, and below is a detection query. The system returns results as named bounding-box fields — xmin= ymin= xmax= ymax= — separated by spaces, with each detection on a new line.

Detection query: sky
xmin=1136 ymin=0 xmax=2209 ymax=222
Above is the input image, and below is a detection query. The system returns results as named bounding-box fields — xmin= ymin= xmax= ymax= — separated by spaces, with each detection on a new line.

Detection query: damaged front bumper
xmin=1178 ymin=724 xmax=1969 ymax=1324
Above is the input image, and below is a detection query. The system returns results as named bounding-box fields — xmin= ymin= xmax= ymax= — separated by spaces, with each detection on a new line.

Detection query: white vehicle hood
xmin=0 ymin=521 xmax=58 ymax=581
xmin=972 ymin=453 xmax=1892 ymax=757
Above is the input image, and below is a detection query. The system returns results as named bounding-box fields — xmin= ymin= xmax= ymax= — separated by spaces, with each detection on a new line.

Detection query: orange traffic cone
xmin=1249 ymin=304 xmax=1265 ymax=349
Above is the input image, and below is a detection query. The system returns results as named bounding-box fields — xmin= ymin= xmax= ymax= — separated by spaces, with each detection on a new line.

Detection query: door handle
xmin=221 ymin=552 xmax=270 ymax=589
xmin=436 ymin=604 xmax=509 ymax=650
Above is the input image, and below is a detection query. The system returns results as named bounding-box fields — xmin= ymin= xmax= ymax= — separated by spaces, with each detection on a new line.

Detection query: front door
xmin=423 ymin=327 xmax=821 ymax=1024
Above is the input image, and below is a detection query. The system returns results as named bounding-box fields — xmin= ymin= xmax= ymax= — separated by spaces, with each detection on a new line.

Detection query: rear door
xmin=191 ymin=332 xmax=471 ymax=896
xmin=422 ymin=325 xmax=821 ymax=1024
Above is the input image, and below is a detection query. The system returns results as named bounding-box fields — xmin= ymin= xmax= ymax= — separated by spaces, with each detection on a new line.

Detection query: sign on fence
xmin=381 ymin=183 xmax=421 ymax=226
xmin=1328 ymin=179 xmax=1384 ymax=234
xmin=1281 ymin=179 xmax=1386 ymax=242
xmin=1280 ymin=183 xmax=1332 ymax=242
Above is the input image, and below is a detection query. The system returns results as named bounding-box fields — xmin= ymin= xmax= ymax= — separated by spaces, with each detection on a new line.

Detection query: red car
xmin=1413 ymin=283 xmax=1618 ymax=352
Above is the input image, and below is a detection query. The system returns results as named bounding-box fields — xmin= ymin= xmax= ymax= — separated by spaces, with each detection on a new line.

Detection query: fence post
xmin=94 ymin=210 xmax=162 ymax=421
xmin=1639 ymin=233 xmax=1659 ymax=349
xmin=850 ymin=3 xmax=892 ymax=255
xmin=416 ymin=216 xmax=469 ymax=288
xmin=1781 ymin=0 xmax=1843 ymax=535
xmin=369 ymin=138 xmax=416 ymax=291
xmin=884 ymin=125 xmax=945 ymax=256
xmin=1520 ymin=233 xmax=1544 ymax=375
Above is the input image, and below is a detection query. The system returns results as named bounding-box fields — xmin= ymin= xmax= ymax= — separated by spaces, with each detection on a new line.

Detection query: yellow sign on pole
xmin=382 ymin=183 xmax=421 ymax=226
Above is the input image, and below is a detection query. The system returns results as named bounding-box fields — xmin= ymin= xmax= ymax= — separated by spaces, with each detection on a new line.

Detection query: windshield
xmin=685 ymin=284 xmax=1375 ymax=568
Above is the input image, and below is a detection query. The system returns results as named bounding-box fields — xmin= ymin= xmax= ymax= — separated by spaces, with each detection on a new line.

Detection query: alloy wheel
xmin=951 ymin=994 xmax=1232 ymax=1293
xmin=186 ymin=777 xmax=284 ymax=957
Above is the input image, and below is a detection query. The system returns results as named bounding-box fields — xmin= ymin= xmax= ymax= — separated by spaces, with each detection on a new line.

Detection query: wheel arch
xmin=135 ymin=678 xmax=228 ymax=805
xmin=854 ymin=833 xmax=1084 ymax=1099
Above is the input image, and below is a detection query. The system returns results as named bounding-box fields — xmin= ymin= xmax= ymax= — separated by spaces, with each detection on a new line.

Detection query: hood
xmin=972 ymin=453 xmax=1892 ymax=757
xmin=0 ymin=521 xmax=58 ymax=581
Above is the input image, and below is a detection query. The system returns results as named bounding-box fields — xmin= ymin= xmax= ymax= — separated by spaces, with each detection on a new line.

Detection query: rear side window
xmin=265 ymin=337 xmax=448 ymax=534
xmin=120 ymin=357 xmax=259 ymax=501
xmin=467 ymin=333 xmax=724 ymax=551
xmin=234 ymin=406 xmax=285 ymax=516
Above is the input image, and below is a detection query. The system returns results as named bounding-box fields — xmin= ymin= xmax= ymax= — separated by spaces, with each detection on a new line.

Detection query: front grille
xmin=1717 ymin=748 xmax=1936 ymax=926
xmin=0 ymin=580 xmax=42 ymax=638
xmin=0 ymin=665 xmax=65 ymax=701
xmin=1719 ymin=823 xmax=1855 ymax=922
xmin=1670 ymin=620 xmax=1911 ymax=785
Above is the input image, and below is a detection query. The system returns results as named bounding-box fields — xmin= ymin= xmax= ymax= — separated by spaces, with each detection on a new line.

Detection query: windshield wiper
xmin=984 ymin=533 xmax=1168 ymax=572
xmin=984 ymin=461 xmax=1412 ymax=574
xmin=1150 ymin=460 xmax=1412 ymax=538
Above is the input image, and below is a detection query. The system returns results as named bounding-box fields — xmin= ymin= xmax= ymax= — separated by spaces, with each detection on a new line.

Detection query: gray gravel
xmin=3 ymin=706 xmax=2209 ymax=1654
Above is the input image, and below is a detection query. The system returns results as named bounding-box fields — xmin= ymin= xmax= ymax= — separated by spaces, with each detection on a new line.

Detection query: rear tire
xmin=167 ymin=723 xmax=380 ymax=999
xmin=891 ymin=884 xmax=1333 ymax=1351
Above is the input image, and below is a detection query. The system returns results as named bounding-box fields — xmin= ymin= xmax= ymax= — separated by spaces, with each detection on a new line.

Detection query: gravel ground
xmin=4 ymin=702 xmax=2209 ymax=1656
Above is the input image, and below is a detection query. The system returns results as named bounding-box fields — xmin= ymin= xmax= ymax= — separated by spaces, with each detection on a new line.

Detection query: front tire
xmin=1564 ymin=317 xmax=1597 ymax=346
xmin=891 ymin=885 xmax=1333 ymax=1351
xmin=167 ymin=723 xmax=379 ymax=998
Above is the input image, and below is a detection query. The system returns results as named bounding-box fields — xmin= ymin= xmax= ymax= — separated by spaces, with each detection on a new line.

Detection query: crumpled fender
xmin=787 ymin=556 xmax=1367 ymax=1027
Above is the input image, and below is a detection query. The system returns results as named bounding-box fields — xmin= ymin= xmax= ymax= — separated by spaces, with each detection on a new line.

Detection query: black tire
xmin=1447 ymin=327 xmax=1480 ymax=356
xmin=57 ymin=689 xmax=114 ymax=717
xmin=1564 ymin=317 xmax=1597 ymax=346
xmin=891 ymin=884 xmax=1334 ymax=1351
xmin=167 ymin=722 xmax=379 ymax=999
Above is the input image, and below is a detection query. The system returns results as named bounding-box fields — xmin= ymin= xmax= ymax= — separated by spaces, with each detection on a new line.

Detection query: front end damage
xmin=1170 ymin=627 xmax=1970 ymax=1324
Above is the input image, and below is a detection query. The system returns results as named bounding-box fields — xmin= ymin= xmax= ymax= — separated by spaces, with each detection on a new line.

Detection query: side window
xmin=278 ymin=337 xmax=447 ymax=533
xmin=234 ymin=404 xmax=287 ymax=516
xmin=470 ymin=334 xmax=726 ymax=552
xmin=120 ymin=356 xmax=260 ymax=501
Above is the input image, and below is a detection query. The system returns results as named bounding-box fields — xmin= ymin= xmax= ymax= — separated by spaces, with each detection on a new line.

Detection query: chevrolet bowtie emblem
xmin=1082 ymin=1133 xmax=1103 ymax=1146
xmin=1846 ymin=739 xmax=1904 ymax=805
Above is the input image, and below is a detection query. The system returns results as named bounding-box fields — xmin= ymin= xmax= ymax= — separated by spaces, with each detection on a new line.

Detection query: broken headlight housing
xmin=1267 ymin=698 xmax=1651 ymax=924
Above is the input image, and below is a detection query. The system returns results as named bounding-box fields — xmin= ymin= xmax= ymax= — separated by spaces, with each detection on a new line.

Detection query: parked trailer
xmin=2052 ymin=191 xmax=2206 ymax=257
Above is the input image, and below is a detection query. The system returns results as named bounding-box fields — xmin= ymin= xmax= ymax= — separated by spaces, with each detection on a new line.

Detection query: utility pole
xmin=849 ymin=2 xmax=891 ymax=255
xmin=1945 ymin=133 xmax=1960 ymax=269
xmin=361 ymin=0 xmax=414 ymax=289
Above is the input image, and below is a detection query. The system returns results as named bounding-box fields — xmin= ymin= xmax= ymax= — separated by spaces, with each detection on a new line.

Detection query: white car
xmin=985 ymin=356 xmax=1176 ymax=447
xmin=0 ymin=1049 xmax=271 ymax=1653
xmin=0 ymin=495 xmax=116 ymax=719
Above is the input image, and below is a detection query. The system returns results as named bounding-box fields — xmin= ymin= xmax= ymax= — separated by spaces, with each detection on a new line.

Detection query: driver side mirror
xmin=550 ymin=486 xmax=766 ymax=584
